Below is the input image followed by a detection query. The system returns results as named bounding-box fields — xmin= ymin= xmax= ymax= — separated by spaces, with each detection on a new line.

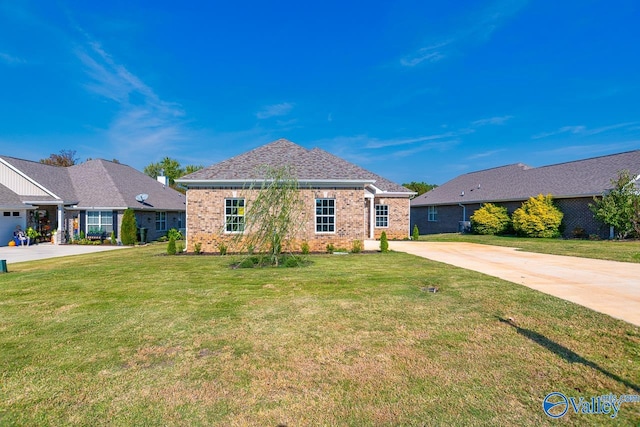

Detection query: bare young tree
xmin=234 ymin=165 xmax=306 ymax=266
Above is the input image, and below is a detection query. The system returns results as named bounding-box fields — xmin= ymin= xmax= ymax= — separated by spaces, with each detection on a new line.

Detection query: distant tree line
xmin=402 ymin=181 xmax=438 ymax=197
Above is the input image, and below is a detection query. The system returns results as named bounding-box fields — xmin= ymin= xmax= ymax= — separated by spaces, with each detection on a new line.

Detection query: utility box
xmin=0 ymin=260 xmax=7 ymax=273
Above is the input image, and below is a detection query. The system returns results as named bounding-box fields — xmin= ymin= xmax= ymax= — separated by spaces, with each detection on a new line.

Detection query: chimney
xmin=157 ymin=169 xmax=169 ymax=186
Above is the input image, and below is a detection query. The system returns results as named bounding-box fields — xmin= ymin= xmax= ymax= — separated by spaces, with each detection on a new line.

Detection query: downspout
xmin=458 ymin=203 xmax=466 ymax=221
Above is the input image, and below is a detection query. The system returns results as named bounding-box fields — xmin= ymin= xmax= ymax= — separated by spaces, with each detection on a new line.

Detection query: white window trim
xmin=224 ymin=198 xmax=245 ymax=234
xmin=315 ymin=198 xmax=336 ymax=234
xmin=155 ymin=211 xmax=167 ymax=232
xmin=375 ymin=204 xmax=389 ymax=228
xmin=427 ymin=206 xmax=438 ymax=222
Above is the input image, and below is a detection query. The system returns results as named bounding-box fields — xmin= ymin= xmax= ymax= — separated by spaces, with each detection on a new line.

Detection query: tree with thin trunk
xmin=235 ymin=165 xmax=305 ymax=266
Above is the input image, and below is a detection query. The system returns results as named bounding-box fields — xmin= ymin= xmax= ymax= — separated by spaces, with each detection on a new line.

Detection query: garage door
xmin=0 ymin=211 xmax=25 ymax=246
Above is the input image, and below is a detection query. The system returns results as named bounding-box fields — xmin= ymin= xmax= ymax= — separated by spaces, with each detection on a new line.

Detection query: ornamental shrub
xmin=470 ymin=203 xmax=511 ymax=235
xmin=167 ymin=236 xmax=177 ymax=255
xmin=512 ymin=194 xmax=564 ymax=238
xmin=120 ymin=209 xmax=137 ymax=245
xmin=380 ymin=231 xmax=389 ymax=252
xmin=412 ymin=224 xmax=420 ymax=240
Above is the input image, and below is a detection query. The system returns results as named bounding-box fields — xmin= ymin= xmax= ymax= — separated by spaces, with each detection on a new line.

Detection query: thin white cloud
xmin=532 ymin=122 xmax=639 ymax=139
xmin=75 ymin=36 xmax=188 ymax=160
xmin=466 ymin=149 xmax=506 ymax=160
xmin=537 ymin=142 xmax=640 ymax=157
xmin=365 ymin=130 xmax=474 ymax=149
xmin=471 ymin=115 xmax=513 ymax=126
xmin=391 ymin=140 xmax=461 ymax=158
xmin=0 ymin=52 xmax=26 ymax=65
xmin=400 ymin=41 xmax=450 ymax=67
xmin=256 ymin=102 xmax=294 ymax=119
xmin=401 ymin=0 xmax=528 ymax=67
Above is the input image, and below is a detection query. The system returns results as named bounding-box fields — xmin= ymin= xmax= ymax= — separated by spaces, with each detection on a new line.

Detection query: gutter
xmin=458 ymin=203 xmax=466 ymax=221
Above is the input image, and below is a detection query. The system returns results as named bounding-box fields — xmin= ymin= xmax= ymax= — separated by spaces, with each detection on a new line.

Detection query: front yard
xmin=0 ymin=245 xmax=638 ymax=425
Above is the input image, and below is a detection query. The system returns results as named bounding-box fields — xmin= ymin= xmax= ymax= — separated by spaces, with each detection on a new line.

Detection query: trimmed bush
xmin=120 ymin=209 xmax=137 ymax=245
xmin=412 ymin=224 xmax=420 ymax=241
xmin=470 ymin=203 xmax=511 ymax=235
xmin=300 ymin=241 xmax=310 ymax=255
xmin=512 ymin=194 xmax=564 ymax=238
xmin=167 ymin=236 xmax=176 ymax=255
xmin=351 ymin=240 xmax=362 ymax=253
xmin=380 ymin=231 xmax=389 ymax=252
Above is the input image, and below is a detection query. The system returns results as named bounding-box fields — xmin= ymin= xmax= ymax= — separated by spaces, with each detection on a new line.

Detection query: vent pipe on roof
xmin=157 ymin=175 xmax=169 ymax=186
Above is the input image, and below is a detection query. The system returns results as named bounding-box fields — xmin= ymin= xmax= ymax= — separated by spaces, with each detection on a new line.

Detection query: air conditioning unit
xmin=459 ymin=221 xmax=471 ymax=233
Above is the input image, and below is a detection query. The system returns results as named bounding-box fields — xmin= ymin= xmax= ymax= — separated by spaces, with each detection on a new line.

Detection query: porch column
xmin=56 ymin=205 xmax=64 ymax=245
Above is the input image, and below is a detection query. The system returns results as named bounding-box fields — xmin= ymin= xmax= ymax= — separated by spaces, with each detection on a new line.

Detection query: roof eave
xmin=176 ymin=178 xmax=377 ymax=188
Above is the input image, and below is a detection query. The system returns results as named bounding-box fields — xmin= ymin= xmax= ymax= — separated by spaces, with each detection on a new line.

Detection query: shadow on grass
xmin=498 ymin=317 xmax=640 ymax=393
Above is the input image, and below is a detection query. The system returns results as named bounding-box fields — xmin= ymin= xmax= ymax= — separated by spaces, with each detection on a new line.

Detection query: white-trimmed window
xmin=427 ymin=206 xmax=438 ymax=222
xmin=155 ymin=212 xmax=167 ymax=231
xmin=375 ymin=204 xmax=389 ymax=228
xmin=87 ymin=210 xmax=113 ymax=233
xmin=315 ymin=198 xmax=335 ymax=233
xmin=225 ymin=198 xmax=245 ymax=233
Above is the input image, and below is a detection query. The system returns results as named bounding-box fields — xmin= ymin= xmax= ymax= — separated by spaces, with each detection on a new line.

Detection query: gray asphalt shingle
xmin=412 ymin=150 xmax=640 ymax=206
xmin=180 ymin=139 xmax=412 ymax=193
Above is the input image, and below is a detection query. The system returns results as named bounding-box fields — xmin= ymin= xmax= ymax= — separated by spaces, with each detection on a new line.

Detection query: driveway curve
xmin=385 ymin=241 xmax=640 ymax=327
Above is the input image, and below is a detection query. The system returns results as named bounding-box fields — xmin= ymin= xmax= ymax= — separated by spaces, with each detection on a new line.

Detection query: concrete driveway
xmin=371 ymin=241 xmax=640 ymax=327
xmin=0 ymin=243 xmax=126 ymax=266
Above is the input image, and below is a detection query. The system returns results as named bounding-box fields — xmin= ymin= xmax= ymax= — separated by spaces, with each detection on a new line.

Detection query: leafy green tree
xmin=471 ymin=203 xmax=511 ymax=235
xmin=120 ymin=209 xmax=138 ymax=245
xmin=512 ymin=194 xmax=563 ymax=238
xmin=590 ymin=170 xmax=640 ymax=239
xmin=144 ymin=158 xmax=203 ymax=193
xmin=40 ymin=149 xmax=79 ymax=167
xmin=402 ymin=181 xmax=438 ymax=197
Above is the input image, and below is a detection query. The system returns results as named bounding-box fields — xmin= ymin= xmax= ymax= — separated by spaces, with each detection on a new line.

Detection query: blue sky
xmin=1 ymin=1 xmax=639 ymax=185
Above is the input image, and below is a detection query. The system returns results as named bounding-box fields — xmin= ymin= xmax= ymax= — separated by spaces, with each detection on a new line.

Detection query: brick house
xmin=411 ymin=150 xmax=640 ymax=238
xmin=0 ymin=156 xmax=185 ymax=245
xmin=176 ymin=139 xmax=415 ymax=253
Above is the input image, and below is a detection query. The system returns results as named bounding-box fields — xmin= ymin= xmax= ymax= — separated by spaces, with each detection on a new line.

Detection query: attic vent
xmin=460 ymin=191 xmax=464 ymax=196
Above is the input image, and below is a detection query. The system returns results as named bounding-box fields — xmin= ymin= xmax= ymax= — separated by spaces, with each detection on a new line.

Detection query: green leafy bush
xmin=300 ymin=241 xmax=310 ymax=255
xmin=412 ymin=225 xmax=420 ymax=241
xmin=167 ymin=228 xmax=184 ymax=241
xmin=121 ymin=209 xmax=137 ymax=245
xmin=326 ymin=243 xmax=336 ymax=254
xmin=218 ymin=243 xmax=228 ymax=255
xmin=512 ymin=194 xmax=564 ymax=238
xmin=110 ymin=230 xmax=117 ymax=245
xmin=380 ymin=231 xmax=389 ymax=252
xmin=470 ymin=203 xmax=511 ymax=235
xmin=193 ymin=242 xmax=202 ymax=254
xmin=351 ymin=240 xmax=362 ymax=253
xmin=167 ymin=236 xmax=176 ymax=255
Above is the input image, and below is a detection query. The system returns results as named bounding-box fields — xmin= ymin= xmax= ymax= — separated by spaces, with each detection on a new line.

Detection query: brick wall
xmin=186 ymin=188 xmax=372 ymax=253
xmin=372 ymin=197 xmax=411 ymax=239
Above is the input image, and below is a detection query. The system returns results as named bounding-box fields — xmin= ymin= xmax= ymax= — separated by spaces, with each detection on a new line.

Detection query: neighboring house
xmin=411 ymin=150 xmax=640 ymax=238
xmin=0 ymin=156 xmax=186 ymax=246
xmin=176 ymin=139 xmax=415 ymax=253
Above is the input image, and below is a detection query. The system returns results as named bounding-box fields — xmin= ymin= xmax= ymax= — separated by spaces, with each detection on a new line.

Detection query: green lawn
xmin=0 ymin=245 xmax=638 ymax=426
xmin=420 ymin=233 xmax=640 ymax=263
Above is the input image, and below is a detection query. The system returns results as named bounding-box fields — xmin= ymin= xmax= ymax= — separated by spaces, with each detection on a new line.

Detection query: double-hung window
xmin=315 ymin=198 xmax=335 ymax=233
xmin=225 ymin=198 xmax=245 ymax=233
xmin=87 ymin=210 xmax=113 ymax=234
xmin=375 ymin=204 xmax=389 ymax=228
xmin=427 ymin=206 xmax=438 ymax=222
xmin=156 ymin=212 xmax=167 ymax=231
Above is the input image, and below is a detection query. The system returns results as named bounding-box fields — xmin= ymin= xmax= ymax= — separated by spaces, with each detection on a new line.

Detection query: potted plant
xmin=26 ymin=227 xmax=40 ymax=244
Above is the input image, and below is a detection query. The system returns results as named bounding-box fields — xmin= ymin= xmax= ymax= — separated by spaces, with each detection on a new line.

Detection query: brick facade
xmin=186 ymin=187 xmax=411 ymax=253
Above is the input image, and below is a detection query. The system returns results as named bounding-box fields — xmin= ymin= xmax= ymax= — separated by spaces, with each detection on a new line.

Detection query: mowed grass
xmin=0 ymin=245 xmax=638 ymax=426
xmin=421 ymin=233 xmax=640 ymax=263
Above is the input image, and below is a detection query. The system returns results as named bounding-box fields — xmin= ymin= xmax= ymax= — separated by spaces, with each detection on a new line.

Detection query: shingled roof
xmin=0 ymin=156 xmax=185 ymax=210
xmin=178 ymin=139 xmax=412 ymax=194
xmin=412 ymin=150 xmax=640 ymax=206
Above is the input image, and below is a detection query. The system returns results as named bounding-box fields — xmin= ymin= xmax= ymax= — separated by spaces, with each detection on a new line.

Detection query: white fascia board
xmin=176 ymin=178 xmax=377 ymax=188
xmin=0 ymin=158 xmax=62 ymax=200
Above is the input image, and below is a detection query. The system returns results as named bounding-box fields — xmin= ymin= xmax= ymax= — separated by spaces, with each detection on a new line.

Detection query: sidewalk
xmin=0 ymin=243 xmax=126 ymax=265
